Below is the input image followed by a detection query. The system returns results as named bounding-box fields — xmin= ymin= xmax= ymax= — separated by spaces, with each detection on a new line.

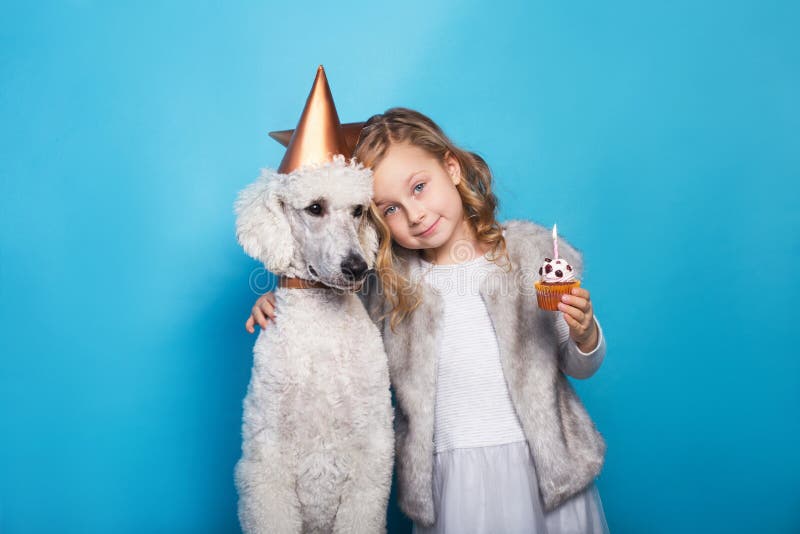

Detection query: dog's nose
xmin=341 ymin=253 xmax=368 ymax=281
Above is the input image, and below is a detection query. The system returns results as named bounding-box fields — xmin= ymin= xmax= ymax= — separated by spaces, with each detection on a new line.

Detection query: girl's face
xmin=371 ymin=142 xmax=467 ymax=258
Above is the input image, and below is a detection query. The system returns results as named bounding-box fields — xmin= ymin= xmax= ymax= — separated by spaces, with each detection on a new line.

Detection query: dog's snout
xmin=341 ymin=253 xmax=368 ymax=281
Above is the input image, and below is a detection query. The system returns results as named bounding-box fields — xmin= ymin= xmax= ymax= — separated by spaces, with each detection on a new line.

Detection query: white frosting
xmin=539 ymin=257 xmax=576 ymax=283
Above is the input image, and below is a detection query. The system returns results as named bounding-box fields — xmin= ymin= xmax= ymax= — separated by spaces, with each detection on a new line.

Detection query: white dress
xmin=410 ymin=253 xmax=610 ymax=534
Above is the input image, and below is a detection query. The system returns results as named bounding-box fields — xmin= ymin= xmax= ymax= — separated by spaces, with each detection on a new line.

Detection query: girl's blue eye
xmin=414 ymin=182 xmax=425 ymax=193
xmin=384 ymin=205 xmax=396 ymax=216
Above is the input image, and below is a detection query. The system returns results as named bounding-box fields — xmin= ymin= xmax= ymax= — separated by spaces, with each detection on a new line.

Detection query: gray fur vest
xmin=360 ymin=219 xmax=606 ymax=527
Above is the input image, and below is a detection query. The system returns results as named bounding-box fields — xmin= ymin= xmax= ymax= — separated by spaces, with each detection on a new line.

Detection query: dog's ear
xmin=234 ymin=170 xmax=295 ymax=273
xmin=359 ymin=217 xmax=380 ymax=269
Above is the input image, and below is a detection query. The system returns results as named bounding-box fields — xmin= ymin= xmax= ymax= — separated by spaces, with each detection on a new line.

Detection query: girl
xmin=245 ymin=108 xmax=610 ymax=533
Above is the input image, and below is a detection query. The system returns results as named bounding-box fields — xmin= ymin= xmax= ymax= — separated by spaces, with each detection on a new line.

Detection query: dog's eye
xmin=353 ymin=205 xmax=364 ymax=217
xmin=305 ymin=203 xmax=323 ymax=216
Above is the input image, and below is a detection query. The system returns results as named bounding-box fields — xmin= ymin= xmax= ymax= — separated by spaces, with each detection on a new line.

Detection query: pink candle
xmin=552 ymin=223 xmax=559 ymax=259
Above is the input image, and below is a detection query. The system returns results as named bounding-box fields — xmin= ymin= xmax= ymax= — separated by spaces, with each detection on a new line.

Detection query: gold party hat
xmin=270 ymin=66 xmax=361 ymax=174
xmin=269 ymin=121 xmax=365 ymax=161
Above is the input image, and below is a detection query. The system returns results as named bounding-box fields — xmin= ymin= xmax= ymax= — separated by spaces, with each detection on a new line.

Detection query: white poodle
xmin=233 ymin=155 xmax=394 ymax=534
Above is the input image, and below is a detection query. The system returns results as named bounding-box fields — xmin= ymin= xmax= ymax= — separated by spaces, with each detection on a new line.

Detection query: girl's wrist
xmin=576 ymin=321 xmax=599 ymax=352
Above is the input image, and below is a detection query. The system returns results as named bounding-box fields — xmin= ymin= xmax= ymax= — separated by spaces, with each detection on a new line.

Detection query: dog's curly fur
xmin=233 ymin=157 xmax=394 ymax=534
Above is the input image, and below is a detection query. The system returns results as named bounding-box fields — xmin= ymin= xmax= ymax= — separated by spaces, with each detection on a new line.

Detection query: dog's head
xmin=234 ymin=155 xmax=378 ymax=290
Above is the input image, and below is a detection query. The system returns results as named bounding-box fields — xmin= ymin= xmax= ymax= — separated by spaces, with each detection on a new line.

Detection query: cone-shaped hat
xmin=269 ymin=121 xmax=365 ymax=160
xmin=274 ymin=66 xmax=350 ymax=174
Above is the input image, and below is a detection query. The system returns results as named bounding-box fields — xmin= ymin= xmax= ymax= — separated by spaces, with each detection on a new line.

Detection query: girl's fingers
xmin=563 ymin=310 xmax=593 ymax=345
xmin=259 ymin=301 xmax=276 ymax=320
xmin=562 ymin=294 xmax=593 ymax=329
xmin=244 ymin=293 xmax=278 ymax=333
xmin=563 ymin=312 xmax=581 ymax=332
xmin=252 ymin=305 xmax=269 ymax=328
xmin=571 ymin=287 xmax=590 ymax=301
xmin=562 ymin=293 xmax=590 ymax=312
xmin=558 ymin=302 xmax=585 ymax=323
xmin=257 ymin=293 xmax=277 ymax=320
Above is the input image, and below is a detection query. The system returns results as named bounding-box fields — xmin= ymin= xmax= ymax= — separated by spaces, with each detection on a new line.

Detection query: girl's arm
xmin=245 ymin=292 xmax=276 ymax=333
xmin=556 ymin=287 xmax=606 ymax=379
xmin=245 ymin=271 xmax=382 ymax=334
xmin=557 ymin=313 xmax=606 ymax=379
xmin=537 ymin=232 xmax=604 ymax=378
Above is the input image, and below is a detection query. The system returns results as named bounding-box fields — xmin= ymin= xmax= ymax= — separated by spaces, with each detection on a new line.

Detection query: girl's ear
xmin=444 ymin=151 xmax=461 ymax=186
xmin=233 ymin=170 xmax=295 ymax=273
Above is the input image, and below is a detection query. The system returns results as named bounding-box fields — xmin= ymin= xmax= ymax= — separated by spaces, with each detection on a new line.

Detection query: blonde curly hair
xmin=354 ymin=108 xmax=510 ymax=332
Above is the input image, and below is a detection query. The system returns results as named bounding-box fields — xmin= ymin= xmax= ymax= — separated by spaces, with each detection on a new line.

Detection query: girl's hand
xmin=558 ymin=287 xmax=598 ymax=352
xmin=245 ymin=292 xmax=276 ymax=333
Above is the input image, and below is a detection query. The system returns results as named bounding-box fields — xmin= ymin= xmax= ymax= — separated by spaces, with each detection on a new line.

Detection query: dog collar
xmin=277 ymin=276 xmax=331 ymax=289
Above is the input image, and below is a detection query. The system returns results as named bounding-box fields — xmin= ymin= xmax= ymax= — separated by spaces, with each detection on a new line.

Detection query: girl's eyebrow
xmin=374 ymin=171 xmax=424 ymax=206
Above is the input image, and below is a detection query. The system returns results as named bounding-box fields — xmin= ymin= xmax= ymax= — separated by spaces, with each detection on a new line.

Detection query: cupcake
xmin=534 ymin=256 xmax=581 ymax=311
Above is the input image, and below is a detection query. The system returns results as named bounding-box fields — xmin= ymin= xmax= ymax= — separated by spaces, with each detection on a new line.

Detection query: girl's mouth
xmin=418 ymin=217 xmax=441 ymax=237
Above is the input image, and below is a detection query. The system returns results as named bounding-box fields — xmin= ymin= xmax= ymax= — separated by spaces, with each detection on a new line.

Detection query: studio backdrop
xmin=1 ymin=1 xmax=798 ymax=532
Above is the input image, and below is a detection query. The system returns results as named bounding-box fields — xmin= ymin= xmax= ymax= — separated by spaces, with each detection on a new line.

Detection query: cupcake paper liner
xmin=534 ymin=280 xmax=581 ymax=311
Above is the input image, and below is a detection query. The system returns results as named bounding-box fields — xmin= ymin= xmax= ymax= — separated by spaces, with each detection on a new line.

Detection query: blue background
xmin=2 ymin=1 xmax=798 ymax=532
